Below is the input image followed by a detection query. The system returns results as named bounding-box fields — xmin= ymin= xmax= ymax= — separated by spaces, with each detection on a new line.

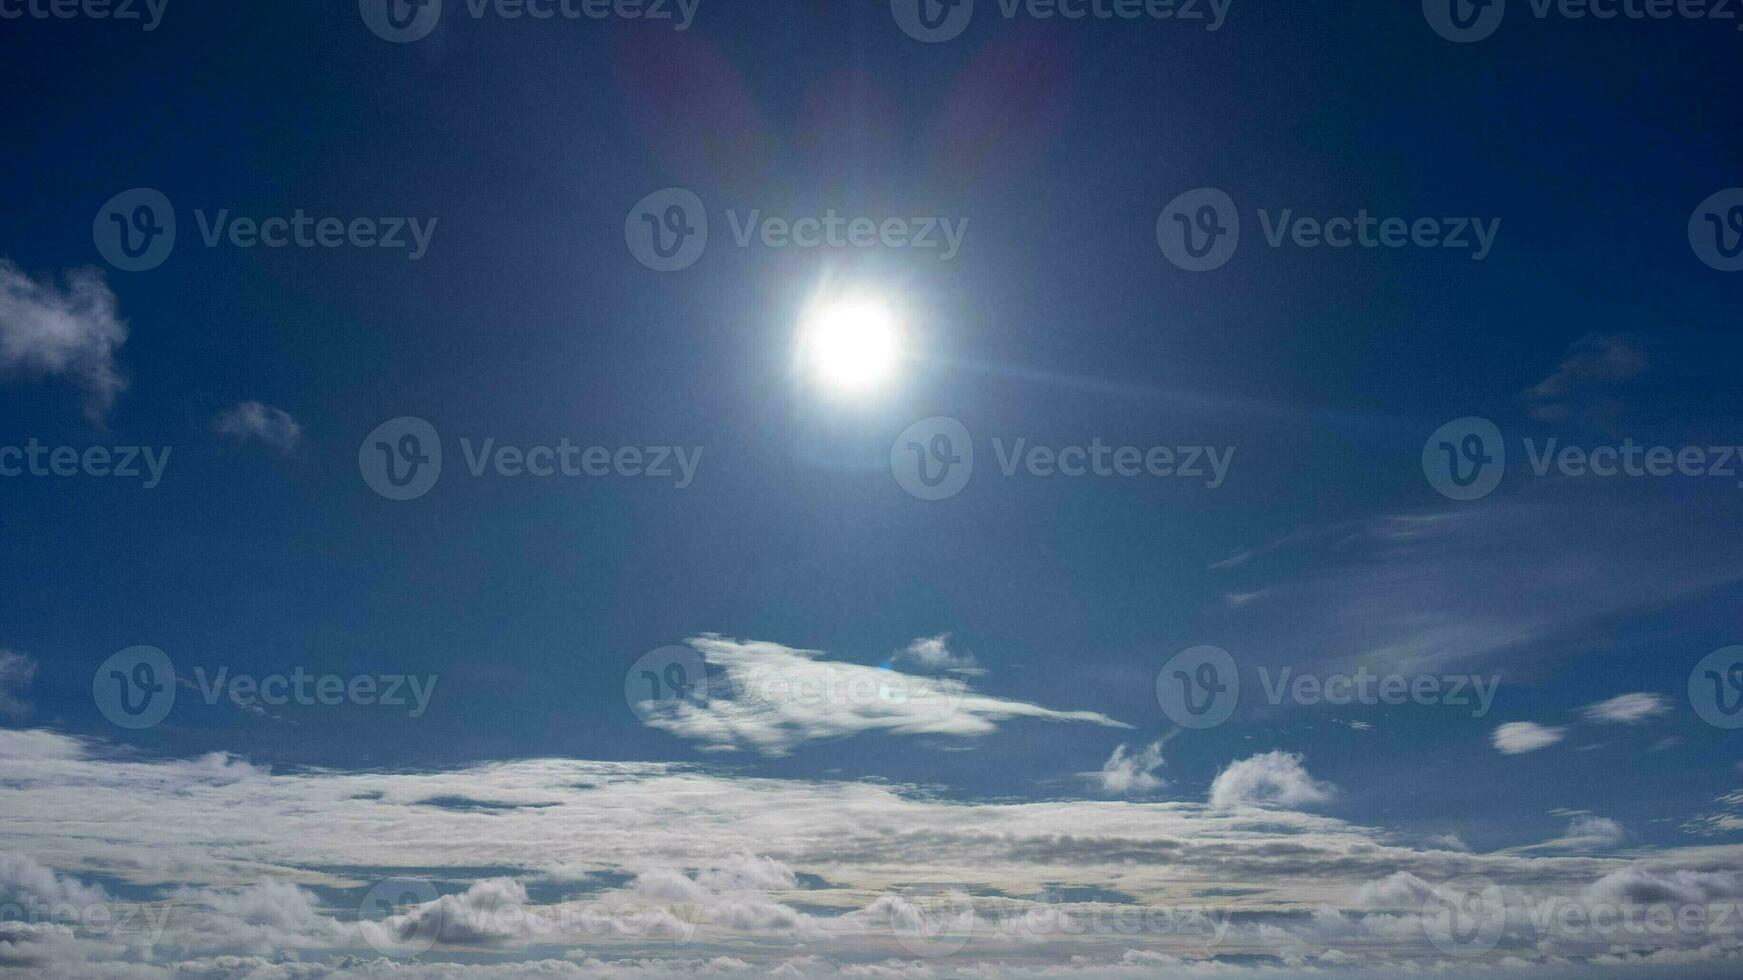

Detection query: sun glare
xmin=797 ymin=295 xmax=903 ymax=397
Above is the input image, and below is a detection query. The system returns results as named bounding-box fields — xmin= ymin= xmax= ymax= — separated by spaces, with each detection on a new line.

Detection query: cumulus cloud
xmin=1091 ymin=740 xmax=1166 ymax=795
xmin=1580 ymin=692 xmax=1671 ymax=724
xmin=212 ymin=400 xmax=302 ymax=453
xmin=0 ymin=650 xmax=36 ymax=721
xmin=1494 ymin=721 xmax=1566 ymax=754
xmin=636 ymin=635 xmax=1127 ymax=756
xmin=1207 ymin=750 xmax=1335 ymax=808
xmin=0 ymin=729 xmax=1741 ymax=975
xmin=0 ymin=260 xmax=129 ymax=420
xmin=893 ymin=633 xmax=981 ymax=674
xmin=1526 ymin=815 xmax=1627 ymax=853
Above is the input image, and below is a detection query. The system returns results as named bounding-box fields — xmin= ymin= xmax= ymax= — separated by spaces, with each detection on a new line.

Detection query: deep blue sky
xmin=3 ymin=2 xmax=1741 ymax=863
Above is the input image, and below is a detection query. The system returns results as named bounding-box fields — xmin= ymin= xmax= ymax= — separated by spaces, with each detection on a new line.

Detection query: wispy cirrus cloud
xmin=1523 ymin=333 xmax=1646 ymax=423
xmin=1580 ymin=692 xmax=1672 ymax=724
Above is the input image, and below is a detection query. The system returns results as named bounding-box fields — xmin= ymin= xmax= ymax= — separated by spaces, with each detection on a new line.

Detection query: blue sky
xmin=1 ymin=2 xmax=1742 ymax=977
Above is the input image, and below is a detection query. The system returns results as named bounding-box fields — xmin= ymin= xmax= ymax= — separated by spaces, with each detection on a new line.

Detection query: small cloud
xmin=1335 ymin=719 xmax=1373 ymax=732
xmin=1526 ymin=814 xmax=1626 ymax=852
xmin=1580 ymin=692 xmax=1671 ymax=725
xmin=1423 ymin=832 xmax=1471 ymax=852
xmin=1090 ymin=739 xmax=1166 ymax=796
xmin=0 ymin=650 xmax=37 ymax=721
xmin=1523 ymin=333 xmax=1645 ymax=422
xmin=1208 ymin=750 xmax=1335 ymax=808
xmin=213 ymin=401 xmax=302 ymax=454
xmin=1493 ymin=721 xmax=1566 ymax=755
xmin=1209 ymin=548 xmax=1254 ymax=571
xmin=893 ymin=634 xmax=981 ymax=675
xmin=0 ymin=260 xmax=129 ymax=421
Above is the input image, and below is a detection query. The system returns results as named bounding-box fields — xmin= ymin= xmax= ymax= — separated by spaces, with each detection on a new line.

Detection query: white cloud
xmin=0 ymin=650 xmax=36 ymax=721
xmin=1207 ymin=750 xmax=1335 ymax=808
xmin=1523 ymin=333 xmax=1646 ymax=422
xmin=1494 ymin=722 xmax=1567 ymax=755
xmin=212 ymin=401 xmax=302 ymax=453
xmin=0 ymin=260 xmax=129 ymax=420
xmin=1524 ymin=815 xmax=1627 ymax=853
xmin=1580 ymin=692 xmax=1671 ymax=725
xmin=636 ymin=635 xmax=1127 ymax=756
xmin=1091 ymin=740 xmax=1165 ymax=796
xmin=0 ymin=729 xmax=1741 ymax=975
xmin=894 ymin=633 xmax=980 ymax=674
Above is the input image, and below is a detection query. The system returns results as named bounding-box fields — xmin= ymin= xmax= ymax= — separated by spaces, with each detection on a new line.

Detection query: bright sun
xmin=797 ymin=295 xmax=903 ymax=396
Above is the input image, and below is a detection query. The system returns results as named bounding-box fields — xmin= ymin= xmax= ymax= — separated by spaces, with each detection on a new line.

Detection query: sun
xmin=796 ymin=294 xmax=904 ymax=397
